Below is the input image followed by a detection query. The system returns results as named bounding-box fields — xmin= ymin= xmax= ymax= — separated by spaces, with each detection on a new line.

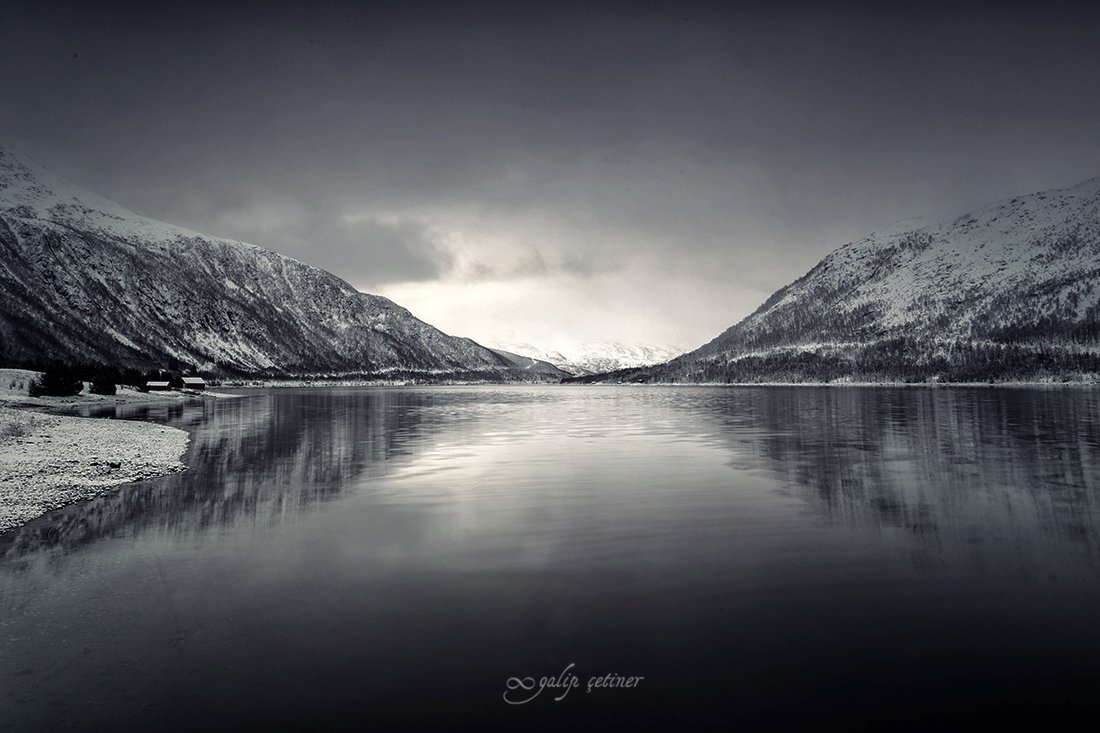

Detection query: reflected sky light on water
xmin=2 ymin=386 xmax=1099 ymax=730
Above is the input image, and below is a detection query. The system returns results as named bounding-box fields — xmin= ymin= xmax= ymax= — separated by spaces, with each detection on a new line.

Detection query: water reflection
xmin=660 ymin=387 xmax=1100 ymax=580
xmin=0 ymin=389 xmax=443 ymax=560
xmin=3 ymin=386 xmax=1100 ymax=730
xmin=3 ymin=387 xmax=1100 ymax=583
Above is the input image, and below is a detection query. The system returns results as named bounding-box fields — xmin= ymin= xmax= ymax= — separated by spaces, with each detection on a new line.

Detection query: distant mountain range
xmin=0 ymin=145 xmax=566 ymax=381
xmin=569 ymin=177 xmax=1100 ymax=383
xmin=7 ymin=143 xmax=1095 ymax=384
xmin=484 ymin=348 xmax=572 ymax=379
xmin=485 ymin=340 xmax=683 ymax=376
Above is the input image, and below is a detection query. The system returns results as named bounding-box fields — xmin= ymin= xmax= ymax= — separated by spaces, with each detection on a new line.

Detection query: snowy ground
xmin=0 ymin=406 xmax=190 ymax=533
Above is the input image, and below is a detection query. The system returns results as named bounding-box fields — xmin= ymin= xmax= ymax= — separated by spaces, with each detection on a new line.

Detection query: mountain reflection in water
xmin=2 ymin=386 xmax=1099 ymax=731
xmin=669 ymin=387 xmax=1100 ymax=581
xmin=1 ymin=389 xmax=438 ymax=558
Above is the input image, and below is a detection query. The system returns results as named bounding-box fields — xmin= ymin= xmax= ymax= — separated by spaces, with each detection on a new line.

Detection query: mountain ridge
xmin=0 ymin=145 xmax=549 ymax=380
xmin=569 ymin=175 xmax=1100 ymax=383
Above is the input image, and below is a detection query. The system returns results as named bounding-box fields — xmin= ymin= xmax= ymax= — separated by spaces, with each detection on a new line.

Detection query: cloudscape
xmin=2 ymin=1 xmax=1098 ymax=352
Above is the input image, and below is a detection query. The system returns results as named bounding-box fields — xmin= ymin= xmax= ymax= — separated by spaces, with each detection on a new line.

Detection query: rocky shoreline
xmin=0 ymin=406 xmax=190 ymax=534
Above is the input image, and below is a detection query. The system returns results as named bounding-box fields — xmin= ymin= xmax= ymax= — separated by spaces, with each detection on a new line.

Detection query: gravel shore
xmin=0 ymin=407 xmax=190 ymax=534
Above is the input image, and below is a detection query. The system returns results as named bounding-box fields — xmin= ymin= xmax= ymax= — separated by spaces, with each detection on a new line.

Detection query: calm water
xmin=2 ymin=385 xmax=1100 ymax=730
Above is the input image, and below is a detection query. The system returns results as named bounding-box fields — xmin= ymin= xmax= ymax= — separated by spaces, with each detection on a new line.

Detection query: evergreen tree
xmin=28 ymin=363 xmax=84 ymax=397
xmin=89 ymin=371 xmax=117 ymax=396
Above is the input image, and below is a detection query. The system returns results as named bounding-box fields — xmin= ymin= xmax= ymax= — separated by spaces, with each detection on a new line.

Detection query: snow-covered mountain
xmin=486 ymin=348 xmax=572 ymax=379
xmin=573 ymin=176 xmax=1100 ymax=383
xmin=485 ymin=340 xmax=683 ymax=376
xmin=0 ymin=145 xmax=546 ymax=379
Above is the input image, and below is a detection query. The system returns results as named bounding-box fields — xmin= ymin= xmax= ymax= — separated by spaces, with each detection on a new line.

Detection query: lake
xmin=2 ymin=385 xmax=1100 ymax=730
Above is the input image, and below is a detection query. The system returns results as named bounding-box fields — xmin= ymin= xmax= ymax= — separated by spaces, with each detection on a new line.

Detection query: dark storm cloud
xmin=2 ymin=1 xmax=1099 ymax=343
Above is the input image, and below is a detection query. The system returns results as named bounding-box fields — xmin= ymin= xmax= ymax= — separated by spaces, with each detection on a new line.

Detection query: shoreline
xmin=0 ymin=386 xmax=210 ymax=535
xmin=594 ymin=379 xmax=1100 ymax=388
xmin=0 ymin=405 xmax=191 ymax=535
xmin=0 ymin=385 xmax=236 ymax=413
xmin=224 ymin=379 xmax=1100 ymax=389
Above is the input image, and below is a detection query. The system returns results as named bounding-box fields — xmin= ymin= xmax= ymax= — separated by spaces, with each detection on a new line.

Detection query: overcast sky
xmin=2 ymin=1 xmax=1099 ymax=352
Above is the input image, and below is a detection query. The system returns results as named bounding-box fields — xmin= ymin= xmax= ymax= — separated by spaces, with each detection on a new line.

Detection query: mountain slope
xmin=486 ymin=348 xmax=572 ymax=379
xmin=0 ymin=146 xmax=537 ymax=379
xmin=574 ymin=177 xmax=1100 ymax=383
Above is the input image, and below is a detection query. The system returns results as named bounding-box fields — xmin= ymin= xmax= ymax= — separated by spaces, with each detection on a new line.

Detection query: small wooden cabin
xmin=181 ymin=377 xmax=206 ymax=391
xmin=146 ymin=381 xmax=172 ymax=391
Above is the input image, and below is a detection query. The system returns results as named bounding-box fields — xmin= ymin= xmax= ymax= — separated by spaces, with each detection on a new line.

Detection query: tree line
xmin=564 ymin=338 xmax=1100 ymax=384
xmin=22 ymin=359 xmax=216 ymax=397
